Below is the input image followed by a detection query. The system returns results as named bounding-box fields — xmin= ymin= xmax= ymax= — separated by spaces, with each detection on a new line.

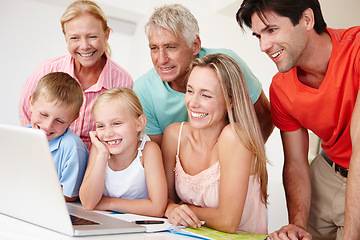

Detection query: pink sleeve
xmin=18 ymin=63 xmax=52 ymax=126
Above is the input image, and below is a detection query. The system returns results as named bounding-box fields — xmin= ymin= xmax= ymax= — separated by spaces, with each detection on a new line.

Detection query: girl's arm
xmin=79 ymin=131 xmax=109 ymax=210
xmin=162 ymin=123 xmax=202 ymax=228
xmin=188 ymin=125 xmax=254 ymax=233
xmin=95 ymin=140 xmax=168 ymax=217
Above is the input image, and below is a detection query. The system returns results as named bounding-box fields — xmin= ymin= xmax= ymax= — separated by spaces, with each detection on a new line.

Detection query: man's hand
xmin=269 ymin=224 xmax=312 ymax=240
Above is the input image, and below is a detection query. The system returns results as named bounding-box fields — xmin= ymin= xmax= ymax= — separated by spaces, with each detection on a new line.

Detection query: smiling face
xmin=184 ymin=66 xmax=228 ymax=129
xmin=30 ymin=95 xmax=76 ymax=141
xmin=93 ymin=99 xmax=144 ymax=155
xmin=64 ymin=12 xmax=109 ymax=69
xmin=251 ymin=10 xmax=309 ymax=73
xmin=148 ymin=28 xmax=200 ymax=92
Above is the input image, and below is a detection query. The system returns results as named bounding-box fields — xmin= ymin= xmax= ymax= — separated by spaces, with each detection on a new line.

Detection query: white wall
xmin=0 ymin=0 xmax=358 ymax=233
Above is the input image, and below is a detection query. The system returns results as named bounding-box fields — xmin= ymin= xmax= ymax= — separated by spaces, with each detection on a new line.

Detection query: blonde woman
xmin=162 ymin=53 xmax=268 ymax=234
xmin=19 ymin=0 xmax=133 ymax=150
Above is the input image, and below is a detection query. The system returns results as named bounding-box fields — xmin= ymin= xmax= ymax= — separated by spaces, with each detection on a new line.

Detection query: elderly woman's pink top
xmin=174 ymin=122 xmax=267 ymax=234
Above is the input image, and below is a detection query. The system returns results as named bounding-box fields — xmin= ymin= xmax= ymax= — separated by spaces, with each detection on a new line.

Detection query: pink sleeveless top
xmin=174 ymin=122 xmax=268 ymax=234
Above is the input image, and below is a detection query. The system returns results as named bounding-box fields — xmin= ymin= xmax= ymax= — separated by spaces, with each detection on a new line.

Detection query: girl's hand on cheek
xmin=89 ymin=131 xmax=109 ymax=155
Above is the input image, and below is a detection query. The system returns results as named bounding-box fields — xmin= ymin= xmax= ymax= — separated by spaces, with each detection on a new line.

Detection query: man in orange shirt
xmin=237 ymin=0 xmax=360 ymax=239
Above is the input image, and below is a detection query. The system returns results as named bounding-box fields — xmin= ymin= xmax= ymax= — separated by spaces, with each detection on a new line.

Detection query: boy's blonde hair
xmin=31 ymin=72 xmax=83 ymax=119
xmin=92 ymin=87 xmax=144 ymax=128
xmin=189 ymin=53 xmax=268 ymax=204
xmin=60 ymin=0 xmax=112 ymax=56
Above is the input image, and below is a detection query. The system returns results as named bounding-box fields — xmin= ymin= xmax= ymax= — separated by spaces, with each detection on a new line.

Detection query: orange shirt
xmin=270 ymin=27 xmax=360 ymax=168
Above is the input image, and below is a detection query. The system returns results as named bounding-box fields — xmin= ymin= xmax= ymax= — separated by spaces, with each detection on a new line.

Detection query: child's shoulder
xmin=51 ymin=129 xmax=88 ymax=166
xmin=58 ymin=128 xmax=87 ymax=150
xmin=140 ymin=136 xmax=162 ymax=165
xmin=142 ymin=137 xmax=160 ymax=152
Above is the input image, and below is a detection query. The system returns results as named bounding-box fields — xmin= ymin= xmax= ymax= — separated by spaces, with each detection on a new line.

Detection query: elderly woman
xmin=19 ymin=0 xmax=133 ymax=150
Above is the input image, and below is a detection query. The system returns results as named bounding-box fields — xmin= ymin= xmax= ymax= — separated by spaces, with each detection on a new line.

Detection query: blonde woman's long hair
xmin=189 ymin=53 xmax=268 ymax=204
xmin=60 ymin=0 xmax=112 ymax=56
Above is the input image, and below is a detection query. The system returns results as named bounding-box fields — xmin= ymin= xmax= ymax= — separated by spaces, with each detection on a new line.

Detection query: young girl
xmin=162 ymin=53 xmax=268 ymax=234
xmin=79 ymin=87 xmax=167 ymax=217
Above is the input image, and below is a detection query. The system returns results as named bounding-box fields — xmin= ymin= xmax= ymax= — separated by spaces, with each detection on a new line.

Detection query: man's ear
xmin=302 ymin=8 xmax=315 ymax=31
xmin=192 ymin=35 xmax=202 ymax=56
xmin=136 ymin=114 xmax=147 ymax=132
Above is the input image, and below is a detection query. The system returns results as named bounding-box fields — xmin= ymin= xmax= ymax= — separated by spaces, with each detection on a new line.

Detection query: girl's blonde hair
xmin=60 ymin=0 xmax=112 ymax=56
xmin=92 ymin=88 xmax=144 ymax=134
xmin=189 ymin=53 xmax=268 ymax=204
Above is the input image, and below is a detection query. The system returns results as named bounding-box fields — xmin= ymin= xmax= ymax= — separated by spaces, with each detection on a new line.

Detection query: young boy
xmin=28 ymin=72 xmax=88 ymax=202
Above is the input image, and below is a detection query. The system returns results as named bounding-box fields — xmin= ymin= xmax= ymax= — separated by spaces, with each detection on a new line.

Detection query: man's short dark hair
xmin=236 ymin=0 xmax=327 ymax=34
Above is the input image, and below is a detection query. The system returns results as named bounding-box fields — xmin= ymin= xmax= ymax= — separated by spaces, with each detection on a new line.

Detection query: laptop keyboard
xmin=70 ymin=214 xmax=100 ymax=225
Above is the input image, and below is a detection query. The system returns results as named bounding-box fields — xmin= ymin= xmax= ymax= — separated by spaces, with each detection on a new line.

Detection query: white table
xmin=0 ymin=210 xmax=196 ymax=240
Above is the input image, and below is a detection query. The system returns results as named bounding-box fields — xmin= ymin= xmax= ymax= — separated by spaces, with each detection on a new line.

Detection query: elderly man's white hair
xmin=145 ymin=4 xmax=200 ymax=47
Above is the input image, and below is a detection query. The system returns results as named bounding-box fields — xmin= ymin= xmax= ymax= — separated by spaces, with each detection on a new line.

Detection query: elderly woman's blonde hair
xmin=145 ymin=4 xmax=199 ymax=47
xmin=60 ymin=0 xmax=112 ymax=56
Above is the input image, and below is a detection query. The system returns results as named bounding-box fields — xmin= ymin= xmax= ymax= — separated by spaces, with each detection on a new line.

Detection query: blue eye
xmin=268 ymin=28 xmax=277 ymax=33
xmin=150 ymin=46 xmax=158 ymax=51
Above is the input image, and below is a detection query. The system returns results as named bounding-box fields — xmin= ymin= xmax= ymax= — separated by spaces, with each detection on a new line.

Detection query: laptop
xmin=0 ymin=124 xmax=145 ymax=236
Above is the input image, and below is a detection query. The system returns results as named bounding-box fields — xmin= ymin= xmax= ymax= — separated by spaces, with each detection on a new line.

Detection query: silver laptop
xmin=0 ymin=124 xmax=145 ymax=236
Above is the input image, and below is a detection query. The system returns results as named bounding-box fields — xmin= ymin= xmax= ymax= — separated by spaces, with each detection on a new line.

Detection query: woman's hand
xmin=167 ymin=204 xmax=202 ymax=228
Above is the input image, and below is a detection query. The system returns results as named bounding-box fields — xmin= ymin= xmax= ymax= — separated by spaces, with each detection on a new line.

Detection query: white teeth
xmin=191 ymin=112 xmax=208 ymax=118
xmin=80 ymin=52 xmax=94 ymax=57
xmin=107 ymin=139 xmax=121 ymax=145
xmin=271 ymin=50 xmax=282 ymax=58
xmin=162 ymin=67 xmax=173 ymax=71
xmin=43 ymin=129 xmax=53 ymax=136
xmin=38 ymin=126 xmax=53 ymax=136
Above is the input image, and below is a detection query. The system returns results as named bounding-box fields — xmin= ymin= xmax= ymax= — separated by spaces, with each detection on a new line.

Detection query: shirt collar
xmin=48 ymin=127 xmax=69 ymax=152
xmin=68 ymin=53 xmax=112 ymax=92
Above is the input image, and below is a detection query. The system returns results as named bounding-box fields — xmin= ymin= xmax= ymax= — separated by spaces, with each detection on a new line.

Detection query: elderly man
xmin=134 ymin=4 xmax=273 ymax=146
